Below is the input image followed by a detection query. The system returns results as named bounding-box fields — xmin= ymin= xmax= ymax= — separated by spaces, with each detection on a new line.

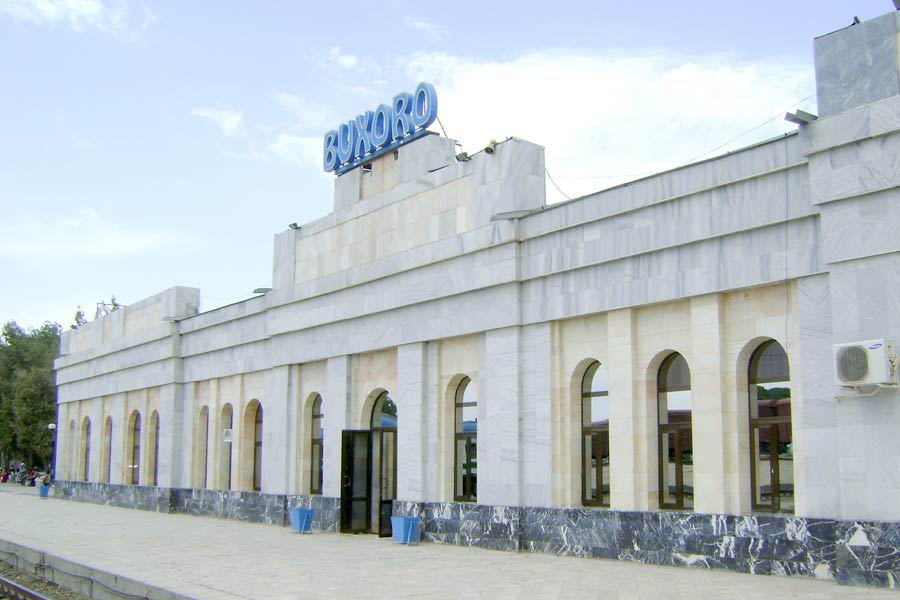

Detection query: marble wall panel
xmin=478 ymin=328 xmax=522 ymax=507
xmin=53 ymin=481 xmax=177 ymax=513
xmin=263 ymin=284 xmax=521 ymax=369
xmin=836 ymin=520 xmax=900 ymax=587
xmin=814 ymin=12 xmax=900 ymax=117
xmin=265 ymin=243 xmax=518 ymax=338
xmin=396 ymin=342 xmax=426 ymax=501
xmin=520 ymin=219 xmax=821 ymax=326
xmin=520 ymin=323 xmax=552 ymax=507
xmin=393 ymin=500 xmax=896 ymax=586
xmin=57 ymin=359 xmax=184 ymax=405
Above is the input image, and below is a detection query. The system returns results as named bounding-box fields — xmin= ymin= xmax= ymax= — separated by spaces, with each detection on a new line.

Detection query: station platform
xmin=0 ymin=482 xmax=895 ymax=600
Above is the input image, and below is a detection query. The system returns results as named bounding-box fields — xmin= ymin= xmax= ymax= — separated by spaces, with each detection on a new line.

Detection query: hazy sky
xmin=0 ymin=0 xmax=894 ymax=331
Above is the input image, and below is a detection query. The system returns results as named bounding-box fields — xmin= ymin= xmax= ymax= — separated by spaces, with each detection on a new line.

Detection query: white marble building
xmin=53 ymin=11 xmax=900 ymax=588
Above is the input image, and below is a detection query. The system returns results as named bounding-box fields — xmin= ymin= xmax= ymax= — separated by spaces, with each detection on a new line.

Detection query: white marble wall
xmin=51 ymin=15 xmax=900 ymax=526
xmin=262 ymin=366 xmax=291 ymax=493
xmin=521 ymin=323 xmax=553 ymax=507
xmin=396 ymin=343 xmax=427 ymax=501
xmin=156 ymin=384 xmax=181 ymax=488
xmin=322 ymin=356 xmax=352 ymax=498
xmin=803 ymin=36 xmax=900 ymax=519
xmin=478 ymin=327 xmax=522 ymax=506
xmin=814 ymin=11 xmax=900 ymax=117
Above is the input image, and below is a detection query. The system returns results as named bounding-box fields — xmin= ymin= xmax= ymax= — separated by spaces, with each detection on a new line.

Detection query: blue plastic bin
xmin=290 ymin=508 xmax=314 ymax=533
xmin=391 ymin=516 xmax=418 ymax=545
xmin=38 ymin=485 xmax=49 ymax=498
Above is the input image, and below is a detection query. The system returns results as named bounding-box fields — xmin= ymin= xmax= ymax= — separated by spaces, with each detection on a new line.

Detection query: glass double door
xmin=339 ymin=428 xmax=396 ymax=537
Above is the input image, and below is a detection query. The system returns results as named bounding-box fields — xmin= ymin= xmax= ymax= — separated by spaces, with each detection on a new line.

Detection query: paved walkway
xmin=0 ymin=482 xmax=896 ymax=600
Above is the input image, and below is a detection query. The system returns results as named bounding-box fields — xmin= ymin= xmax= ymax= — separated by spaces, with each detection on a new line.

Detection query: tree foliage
xmin=0 ymin=321 xmax=60 ymax=469
xmin=756 ymin=386 xmax=791 ymax=400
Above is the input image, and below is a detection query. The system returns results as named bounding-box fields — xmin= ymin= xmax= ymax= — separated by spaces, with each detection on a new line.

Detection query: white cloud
xmin=401 ymin=50 xmax=815 ymax=202
xmin=272 ymin=93 xmax=337 ymax=132
xmin=0 ymin=0 xmax=155 ymax=38
xmin=328 ymin=46 xmax=358 ymax=69
xmin=403 ymin=16 xmax=446 ymax=41
xmin=404 ymin=16 xmax=434 ymax=33
xmin=268 ymin=134 xmax=322 ymax=168
xmin=191 ymin=107 xmax=243 ymax=137
xmin=0 ymin=208 xmax=169 ymax=259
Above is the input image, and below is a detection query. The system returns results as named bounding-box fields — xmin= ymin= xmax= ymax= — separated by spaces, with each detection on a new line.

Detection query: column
xmin=478 ymin=326 xmax=522 ymax=506
xmin=690 ymin=294 xmax=728 ymax=514
xmin=323 ymin=355 xmax=352 ymax=498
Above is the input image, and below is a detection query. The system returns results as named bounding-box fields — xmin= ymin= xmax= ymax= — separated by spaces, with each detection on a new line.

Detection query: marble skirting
xmin=173 ymin=488 xmax=286 ymax=525
xmin=393 ymin=501 xmax=900 ymax=589
xmin=53 ymin=480 xmax=177 ymax=513
xmin=52 ymin=481 xmax=339 ymax=532
xmin=50 ymin=483 xmax=899 ymax=589
xmin=286 ymin=495 xmax=340 ymax=532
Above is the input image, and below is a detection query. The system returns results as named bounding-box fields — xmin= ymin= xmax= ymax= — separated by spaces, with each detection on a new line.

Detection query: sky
xmin=0 ymin=0 xmax=894 ymax=332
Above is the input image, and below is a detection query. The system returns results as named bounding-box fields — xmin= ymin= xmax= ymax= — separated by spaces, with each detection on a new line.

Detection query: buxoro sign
xmin=323 ymin=82 xmax=438 ymax=175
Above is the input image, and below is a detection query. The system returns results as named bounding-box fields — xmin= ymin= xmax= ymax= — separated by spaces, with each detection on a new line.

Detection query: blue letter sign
xmin=323 ymin=82 xmax=438 ymax=175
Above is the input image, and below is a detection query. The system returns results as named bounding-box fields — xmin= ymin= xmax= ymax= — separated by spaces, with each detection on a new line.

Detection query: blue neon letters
xmin=323 ymin=82 xmax=438 ymax=174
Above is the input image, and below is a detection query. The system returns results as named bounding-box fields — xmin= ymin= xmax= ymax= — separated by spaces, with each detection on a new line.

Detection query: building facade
xmin=54 ymin=12 xmax=900 ymax=588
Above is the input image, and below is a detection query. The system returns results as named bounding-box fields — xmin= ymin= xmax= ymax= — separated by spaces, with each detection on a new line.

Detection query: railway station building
xmin=53 ymin=10 xmax=900 ymax=589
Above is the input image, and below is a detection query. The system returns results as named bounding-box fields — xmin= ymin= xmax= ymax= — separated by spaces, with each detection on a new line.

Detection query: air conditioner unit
xmin=223 ymin=428 xmax=233 ymax=443
xmin=833 ymin=339 xmax=897 ymax=387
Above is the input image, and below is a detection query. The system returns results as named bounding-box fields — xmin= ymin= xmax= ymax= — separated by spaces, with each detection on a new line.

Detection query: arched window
xmin=198 ymin=406 xmax=209 ymax=488
xmin=310 ymin=395 xmax=324 ymax=495
xmin=220 ymin=403 xmax=233 ymax=490
xmin=748 ymin=340 xmax=792 ymax=513
xmin=246 ymin=401 xmax=263 ymax=492
xmin=102 ymin=417 xmax=112 ymax=483
xmin=81 ymin=417 xmax=91 ymax=482
xmin=128 ymin=411 xmax=141 ymax=485
xmin=454 ymin=377 xmax=477 ymax=502
xmin=657 ymin=353 xmax=692 ymax=510
xmin=149 ymin=411 xmax=160 ymax=487
xmin=581 ymin=362 xmax=610 ymax=507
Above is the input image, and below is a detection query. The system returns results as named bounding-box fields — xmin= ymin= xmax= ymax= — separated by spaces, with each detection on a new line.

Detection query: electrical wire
xmin=682 ymin=93 xmax=817 ymax=165
xmin=435 ymin=115 xmax=449 ymax=140
xmin=545 ymin=168 xmax=572 ymax=201
xmin=551 ymin=92 xmax=817 ymax=185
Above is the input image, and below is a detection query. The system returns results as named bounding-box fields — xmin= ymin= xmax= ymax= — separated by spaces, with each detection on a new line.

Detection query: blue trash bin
xmin=390 ymin=516 xmax=404 ymax=543
xmin=391 ymin=516 xmax=418 ymax=545
xmin=402 ymin=517 xmax=419 ymax=545
xmin=38 ymin=485 xmax=49 ymax=498
xmin=290 ymin=508 xmax=314 ymax=533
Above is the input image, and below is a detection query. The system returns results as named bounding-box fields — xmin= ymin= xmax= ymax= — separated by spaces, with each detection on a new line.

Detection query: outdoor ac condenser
xmin=833 ymin=339 xmax=897 ymax=387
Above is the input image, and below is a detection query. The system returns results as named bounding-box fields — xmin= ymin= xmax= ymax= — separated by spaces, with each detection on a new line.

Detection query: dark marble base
xmin=52 ymin=483 xmax=900 ymax=590
xmin=836 ymin=521 xmax=900 ymax=588
xmin=393 ymin=500 xmax=521 ymax=551
xmin=287 ymin=495 xmax=340 ymax=532
xmin=394 ymin=500 xmax=900 ymax=590
xmin=53 ymin=481 xmax=176 ymax=512
xmin=53 ymin=481 xmax=339 ymax=532
xmin=173 ymin=488 xmax=286 ymax=525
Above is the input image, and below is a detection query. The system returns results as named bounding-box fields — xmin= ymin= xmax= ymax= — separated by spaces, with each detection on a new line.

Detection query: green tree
xmin=756 ymin=386 xmax=791 ymax=400
xmin=0 ymin=321 xmax=60 ymax=469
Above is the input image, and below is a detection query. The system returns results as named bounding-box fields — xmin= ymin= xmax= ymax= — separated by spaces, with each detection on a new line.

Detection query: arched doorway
xmin=339 ymin=390 xmax=397 ymax=537
xmin=370 ymin=391 xmax=397 ymax=537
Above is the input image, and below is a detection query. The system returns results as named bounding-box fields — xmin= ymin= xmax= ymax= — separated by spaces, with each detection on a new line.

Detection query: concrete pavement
xmin=0 ymin=482 xmax=896 ymax=600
